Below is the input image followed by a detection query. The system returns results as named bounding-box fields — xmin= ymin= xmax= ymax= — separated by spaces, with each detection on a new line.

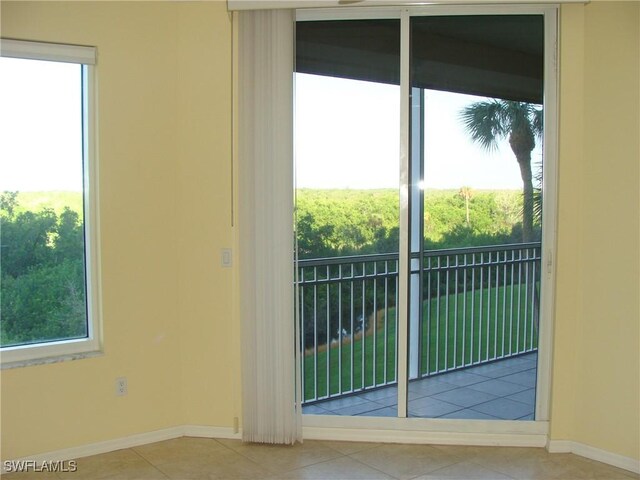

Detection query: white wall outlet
xmin=221 ymin=248 xmax=232 ymax=267
xmin=115 ymin=377 xmax=128 ymax=396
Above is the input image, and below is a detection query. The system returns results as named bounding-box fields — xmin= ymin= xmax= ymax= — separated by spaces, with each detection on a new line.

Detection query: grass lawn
xmin=303 ymin=282 xmax=538 ymax=402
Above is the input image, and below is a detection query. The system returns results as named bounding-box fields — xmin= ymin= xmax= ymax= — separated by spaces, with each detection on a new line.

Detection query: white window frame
xmin=297 ymin=4 xmax=559 ymax=442
xmin=0 ymin=39 xmax=102 ymax=368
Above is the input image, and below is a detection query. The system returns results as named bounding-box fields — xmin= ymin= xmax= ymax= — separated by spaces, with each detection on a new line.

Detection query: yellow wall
xmin=0 ymin=1 xmax=236 ymax=459
xmin=0 ymin=0 xmax=638 ymax=465
xmin=173 ymin=4 xmax=239 ymax=428
xmin=551 ymin=1 xmax=640 ymax=461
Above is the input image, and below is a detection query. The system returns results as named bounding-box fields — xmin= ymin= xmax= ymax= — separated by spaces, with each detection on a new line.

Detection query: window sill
xmin=1 ymin=349 xmax=103 ymax=370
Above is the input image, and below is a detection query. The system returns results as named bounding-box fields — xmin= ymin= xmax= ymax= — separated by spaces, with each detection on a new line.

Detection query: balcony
xmin=298 ymin=242 xmax=541 ymax=419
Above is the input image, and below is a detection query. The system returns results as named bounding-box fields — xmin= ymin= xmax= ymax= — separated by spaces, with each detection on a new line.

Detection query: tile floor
xmin=5 ymin=437 xmax=639 ymax=479
xmin=303 ymin=353 xmax=538 ymax=420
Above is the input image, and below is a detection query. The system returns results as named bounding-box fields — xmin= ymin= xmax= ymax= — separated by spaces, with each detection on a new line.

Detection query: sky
xmin=0 ymin=57 xmax=84 ymax=192
xmin=0 ymin=62 xmax=540 ymax=194
xmin=295 ymin=73 xmax=542 ymax=191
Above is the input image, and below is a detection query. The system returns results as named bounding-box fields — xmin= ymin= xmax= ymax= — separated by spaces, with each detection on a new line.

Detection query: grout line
xmin=345 ymin=448 xmax=405 ymax=480
xmin=214 ymin=438 xmax=345 ymax=476
xmin=129 ymin=448 xmax=175 ymax=480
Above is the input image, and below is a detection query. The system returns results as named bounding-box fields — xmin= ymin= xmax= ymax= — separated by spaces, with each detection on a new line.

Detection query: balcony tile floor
xmin=303 ymin=352 xmax=538 ymax=420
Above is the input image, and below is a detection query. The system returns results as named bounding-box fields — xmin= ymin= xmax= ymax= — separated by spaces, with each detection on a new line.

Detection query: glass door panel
xmin=295 ymin=19 xmax=402 ymax=417
xmin=407 ymin=15 xmax=544 ymax=420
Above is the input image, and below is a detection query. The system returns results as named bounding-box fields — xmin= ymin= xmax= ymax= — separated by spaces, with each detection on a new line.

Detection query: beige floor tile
xmin=9 ymin=440 xmax=636 ymax=480
xmin=99 ymin=467 xmax=169 ymax=480
xmin=133 ymin=437 xmax=233 ymax=466
xmin=214 ymin=439 xmax=244 ymax=451
xmin=433 ymin=447 xmax=639 ymax=480
xmin=320 ymin=440 xmax=382 ymax=455
xmin=476 ymin=457 xmax=577 ymax=479
xmin=215 ymin=439 xmax=343 ymax=474
xmin=545 ymin=453 xmax=598 ymax=471
xmin=430 ymin=445 xmax=502 ymax=461
xmin=278 ymin=456 xmax=395 ymax=479
xmin=155 ymin=453 xmax=275 ymax=480
xmin=552 ymin=459 xmax=640 ymax=480
xmin=414 ymin=460 xmax=515 ymax=479
xmin=1 ymin=470 xmax=61 ymax=480
xmin=436 ymin=445 xmax=550 ymax=464
xmin=57 ymin=449 xmax=161 ymax=480
xmin=350 ymin=443 xmax=459 ymax=480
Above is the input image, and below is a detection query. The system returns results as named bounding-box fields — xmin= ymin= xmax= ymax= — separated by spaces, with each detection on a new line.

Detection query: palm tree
xmin=458 ymin=186 xmax=473 ymax=227
xmin=532 ymin=160 xmax=543 ymax=229
xmin=460 ymin=100 xmax=542 ymax=242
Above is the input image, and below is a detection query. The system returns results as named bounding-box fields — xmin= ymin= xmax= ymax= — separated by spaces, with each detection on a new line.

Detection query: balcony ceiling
xmin=296 ymin=15 xmax=544 ymax=104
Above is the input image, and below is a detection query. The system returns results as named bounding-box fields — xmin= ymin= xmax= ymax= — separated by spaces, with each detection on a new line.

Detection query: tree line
xmin=296 ymin=187 xmax=537 ymax=260
xmin=0 ymin=192 xmax=87 ymax=347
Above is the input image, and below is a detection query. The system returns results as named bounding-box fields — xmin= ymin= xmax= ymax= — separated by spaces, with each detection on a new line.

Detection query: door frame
xmin=298 ymin=3 xmax=559 ymax=443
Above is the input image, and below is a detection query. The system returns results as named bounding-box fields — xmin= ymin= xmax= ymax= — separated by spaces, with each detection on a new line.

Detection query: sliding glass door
xmin=296 ymin=19 xmax=401 ymax=413
xmin=296 ymin=7 xmax=554 ymax=423
xmin=406 ymin=15 xmax=543 ymax=419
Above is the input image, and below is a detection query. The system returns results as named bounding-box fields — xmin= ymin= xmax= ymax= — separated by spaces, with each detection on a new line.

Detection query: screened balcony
xmin=298 ymin=242 xmax=541 ymax=420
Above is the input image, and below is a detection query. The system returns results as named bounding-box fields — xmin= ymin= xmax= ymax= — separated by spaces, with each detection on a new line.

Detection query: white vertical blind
xmin=237 ymin=9 xmax=302 ymax=444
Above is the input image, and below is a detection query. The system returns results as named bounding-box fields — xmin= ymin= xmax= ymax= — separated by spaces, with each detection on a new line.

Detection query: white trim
xmin=303 ymin=414 xmax=549 ymax=434
xmin=182 ymin=425 xmax=243 ymax=440
xmin=1 ymin=426 xmax=242 ymax=473
xmin=297 ymin=7 xmax=401 ymax=20
xmin=535 ymin=5 xmax=559 ymax=422
xmin=394 ymin=2 xmax=559 ymax=16
xmin=0 ymin=38 xmax=96 ymax=64
xmin=397 ymin=7 xmax=410 ymax=419
xmin=1 ymin=427 xmax=185 ymax=473
xmin=304 ymin=426 xmax=547 ymax=447
xmin=547 ymin=440 xmax=640 ymax=474
xmin=84 ymin=58 xmax=104 ymax=360
xmin=230 ymin=0 xmax=586 ymax=11
xmin=297 ymin=3 xmax=559 ymax=20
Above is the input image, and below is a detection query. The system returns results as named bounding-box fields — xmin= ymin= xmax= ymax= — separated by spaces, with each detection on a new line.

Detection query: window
xmin=0 ymin=39 xmax=100 ymax=366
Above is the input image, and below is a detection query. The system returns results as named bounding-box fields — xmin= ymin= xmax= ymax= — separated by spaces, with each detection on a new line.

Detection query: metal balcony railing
xmin=297 ymin=242 xmax=541 ymax=404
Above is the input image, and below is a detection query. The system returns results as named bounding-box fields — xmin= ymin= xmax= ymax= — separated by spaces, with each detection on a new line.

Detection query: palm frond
xmin=531 ymin=106 xmax=544 ymax=139
xmin=532 ymin=160 xmax=543 ymax=225
xmin=459 ymin=100 xmax=509 ymax=152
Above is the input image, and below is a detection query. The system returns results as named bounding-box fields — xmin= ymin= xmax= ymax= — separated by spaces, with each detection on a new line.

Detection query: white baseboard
xmin=547 ymin=440 xmax=640 ymax=474
xmin=546 ymin=439 xmax=572 ymax=452
xmin=183 ymin=425 xmax=241 ymax=440
xmin=2 ymin=426 xmax=185 ymax=473
xmin=1 ymin=425 xmax=240 ymax=474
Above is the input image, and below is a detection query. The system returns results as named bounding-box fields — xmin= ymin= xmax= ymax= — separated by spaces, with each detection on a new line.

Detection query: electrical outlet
xmin=115 ymin=377 xmax=128 ymax=396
